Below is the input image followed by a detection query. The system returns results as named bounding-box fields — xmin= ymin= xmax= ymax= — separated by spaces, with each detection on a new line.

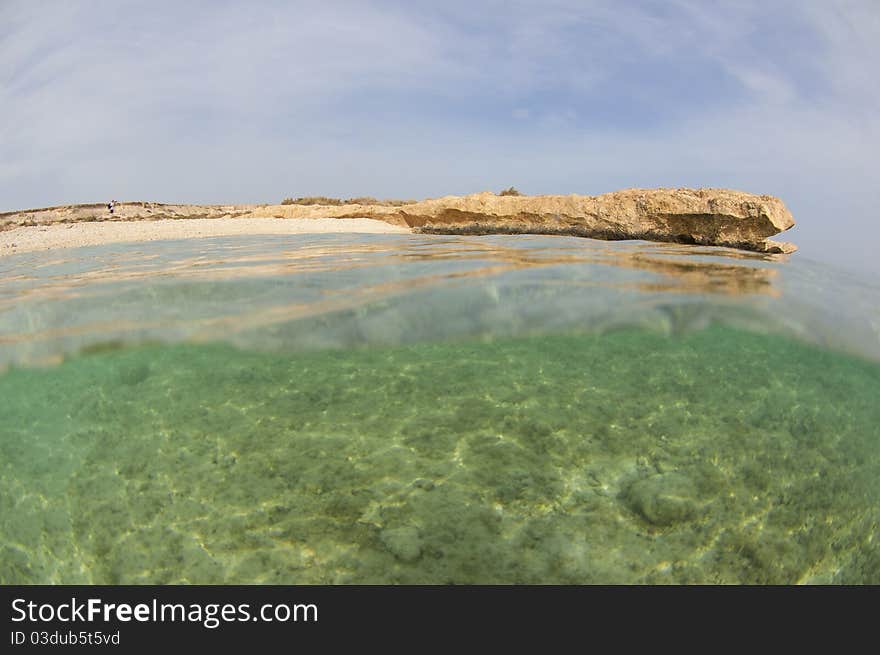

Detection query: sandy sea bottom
xmin=1 ymin=325 xmax=878 ymax=584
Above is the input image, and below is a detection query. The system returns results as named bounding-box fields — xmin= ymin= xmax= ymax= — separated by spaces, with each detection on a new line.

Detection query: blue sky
xmin=2 ymin=1 xmax=878 ymax=274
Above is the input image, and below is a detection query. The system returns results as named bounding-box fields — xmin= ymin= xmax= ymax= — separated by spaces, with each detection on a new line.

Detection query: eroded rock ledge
xmin=258 ymin=188 xmax=796 ymax=254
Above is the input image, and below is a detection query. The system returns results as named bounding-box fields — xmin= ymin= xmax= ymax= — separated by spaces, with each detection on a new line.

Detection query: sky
xmin=1 ymin=0 xmax=878 ymax=275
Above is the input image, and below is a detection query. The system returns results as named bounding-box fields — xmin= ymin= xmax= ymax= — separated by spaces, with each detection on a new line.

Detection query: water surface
xmin=1 ymin=234 xmax=878 ymax=583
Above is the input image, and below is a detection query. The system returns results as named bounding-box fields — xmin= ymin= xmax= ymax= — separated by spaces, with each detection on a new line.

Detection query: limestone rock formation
xmin=0 ymin=202 xmax=254 ymax=227
xmin=253 ymin=187 xmax=796 ymax=254
xmin=396 ymin=188 xmax=796 ymax=254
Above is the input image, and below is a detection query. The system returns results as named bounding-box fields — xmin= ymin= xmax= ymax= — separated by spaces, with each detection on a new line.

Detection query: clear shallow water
xmin=1 ymin=234 xmax=878 ymax=583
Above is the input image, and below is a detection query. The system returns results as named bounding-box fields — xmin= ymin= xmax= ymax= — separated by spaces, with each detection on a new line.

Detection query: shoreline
xmin=0 ymin=188 xmax=798 ymax=255
xmin=0 ymin=217 xmax=411 ymax=256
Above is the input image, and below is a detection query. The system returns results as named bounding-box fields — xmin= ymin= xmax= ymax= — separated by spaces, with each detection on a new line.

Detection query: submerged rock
xmin=623 ymin=472 xmax=704 ymax=526
xmin=379 ymin=526 xmax=423 ymax=562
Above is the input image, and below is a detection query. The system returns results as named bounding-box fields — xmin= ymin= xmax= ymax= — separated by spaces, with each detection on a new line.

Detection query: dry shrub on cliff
xmin=282 ymin=196 xmax=344 ymax=206
xmin=280 ymin=196 xmax=413 ymax=206
xmin=498 ymin=186 xmax=523 ymax=196
xmin=346 ymin=197 xmax=415 ymax=206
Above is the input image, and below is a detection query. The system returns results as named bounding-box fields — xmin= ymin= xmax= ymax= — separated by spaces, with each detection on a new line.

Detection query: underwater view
xmin=1 ymin=234 xmax=878 ymax=584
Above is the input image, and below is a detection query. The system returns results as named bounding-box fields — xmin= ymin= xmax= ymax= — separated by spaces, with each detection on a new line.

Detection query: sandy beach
xmin=0 ymin=217 xmax=411 ymax=256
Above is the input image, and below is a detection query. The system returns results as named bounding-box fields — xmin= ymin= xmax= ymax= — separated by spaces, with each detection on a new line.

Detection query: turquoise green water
xmin=1 ymin=235 xmax=879 ymax=583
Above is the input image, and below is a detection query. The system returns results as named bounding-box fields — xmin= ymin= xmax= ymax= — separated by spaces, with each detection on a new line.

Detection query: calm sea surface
xmin=1 ymin=234 xmax=878 ymax=583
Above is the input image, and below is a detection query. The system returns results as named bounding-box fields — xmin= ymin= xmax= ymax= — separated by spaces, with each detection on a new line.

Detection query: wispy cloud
xmin=1 ymin=0 xmax=878 ymax=272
